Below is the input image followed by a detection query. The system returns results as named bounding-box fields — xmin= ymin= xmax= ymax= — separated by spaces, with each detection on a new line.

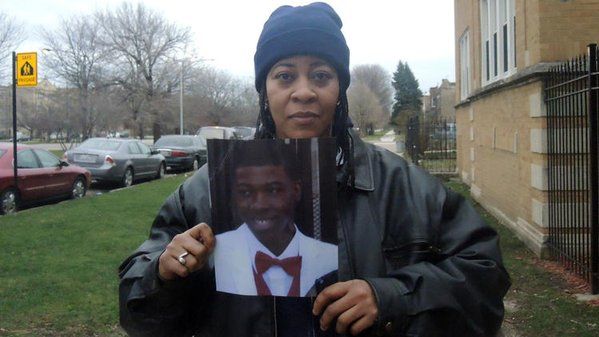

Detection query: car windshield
xmin=155 ymin=137 xmax=194 ymax=147
xmin=79 ymin=139 xmax=122 ymax=151
xmin=199 ymin=128 xmax=226 ymax=139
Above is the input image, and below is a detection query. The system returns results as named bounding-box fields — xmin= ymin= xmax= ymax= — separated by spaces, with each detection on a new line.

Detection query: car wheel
xmin=0 ymin=189 xmax=18 ymax=215
xmin=122 ymin=167 xmax=134 ymax=187
xmin=156 ymin=162 xmax=165 ymax=179
xmin=192 ymin=157 xmax=200 ymax=171
xmin=71 ymin=177 xmax=87 ymax=199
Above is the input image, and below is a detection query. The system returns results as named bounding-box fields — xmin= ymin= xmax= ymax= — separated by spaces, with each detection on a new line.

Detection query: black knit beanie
xmin=254 ymin=2 xmax=350 ymax=93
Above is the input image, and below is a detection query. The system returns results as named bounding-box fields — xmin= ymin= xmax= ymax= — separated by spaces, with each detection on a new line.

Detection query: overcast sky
xmin=3 ymin=0 xmax=455 ymax=92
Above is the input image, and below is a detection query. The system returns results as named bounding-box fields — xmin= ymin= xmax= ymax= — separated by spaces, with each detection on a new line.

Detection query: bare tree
xmin=188 ymin=67 xmax=240 ymax=126
xmin=96 ymin=2 xmax=191 ymax=140
xmin=40 ymin=14 xmax=108 ymax=140
xmin=348 ymin=82 xmax=385 ymax=135
xmin=351 ymin=64 xmax=393 ymax=116
xmin=0 ymin=12 xmax=24 ymax=81
xmin=231 ymin=80 xmax=259 ymax=127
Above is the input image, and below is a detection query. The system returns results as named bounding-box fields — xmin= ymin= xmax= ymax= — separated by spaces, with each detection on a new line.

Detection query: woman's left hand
xmin=312 ymin=279 xmax=379 ymax=336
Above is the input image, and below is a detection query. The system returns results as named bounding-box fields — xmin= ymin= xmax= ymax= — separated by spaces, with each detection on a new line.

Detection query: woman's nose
xmin=291 ymin=76 xmax=317 ymax=103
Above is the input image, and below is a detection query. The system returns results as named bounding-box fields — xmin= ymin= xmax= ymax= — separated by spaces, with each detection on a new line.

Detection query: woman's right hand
xmin=158 ymin=222 xmax=215 ymax=281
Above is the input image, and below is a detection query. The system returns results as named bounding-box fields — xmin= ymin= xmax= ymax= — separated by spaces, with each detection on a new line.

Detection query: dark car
xmin=0 ymin=143 xmax=91 ymax=215
xmin=65 ymin=138 xmax=165 ymax=187
xmin=154 ymin=135 xmax=207 ymax=171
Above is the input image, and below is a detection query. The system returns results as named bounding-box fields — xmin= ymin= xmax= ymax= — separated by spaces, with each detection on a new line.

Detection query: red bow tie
xmin=254 ymin=251 xmax=302 ymax=277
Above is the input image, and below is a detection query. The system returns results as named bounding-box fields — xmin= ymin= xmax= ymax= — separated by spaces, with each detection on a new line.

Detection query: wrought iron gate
xmin=545 ymin=44 xmax=598 ymax=293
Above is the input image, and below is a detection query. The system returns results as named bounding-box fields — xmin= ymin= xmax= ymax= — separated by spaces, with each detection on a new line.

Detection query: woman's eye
xmin=275 ymin=72 xmax=294 ymax=81
xmin=312 ymin=71 xmax=332 ymax=81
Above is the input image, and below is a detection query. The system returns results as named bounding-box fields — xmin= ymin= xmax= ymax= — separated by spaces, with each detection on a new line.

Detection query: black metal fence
xmin=545 ymin=44 xmax=598 ymax=294
xmin=405 ymin=116 xmax=457 ymax=175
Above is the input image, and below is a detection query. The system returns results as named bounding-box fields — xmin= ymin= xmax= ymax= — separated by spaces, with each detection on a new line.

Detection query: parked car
xmin=0 ymin=143 xmax=91 ymax=215
xmin=154 ymin=135 xmax=207 ymax=171
xmin=196 ymin=126 xmax=238 ymax=140
xmin=65 ymin=138 xmax=165 ymax=187
xmin=232 ymin=126 xmax=256 ymax=140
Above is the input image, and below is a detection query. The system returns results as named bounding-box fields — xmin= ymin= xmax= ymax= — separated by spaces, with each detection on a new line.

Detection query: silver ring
xmin=177 ymin=251 xmax=189 ymax=266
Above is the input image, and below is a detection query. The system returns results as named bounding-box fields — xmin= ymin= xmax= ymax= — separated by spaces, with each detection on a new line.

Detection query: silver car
xmin=65 ymin=138 xmax=166 ymax=187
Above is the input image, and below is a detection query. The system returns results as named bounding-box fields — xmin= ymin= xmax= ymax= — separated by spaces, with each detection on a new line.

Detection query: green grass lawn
xmin=1 ymin=174 xmax=598 ymax=336
xmin=445 ymin=180 xmax=599 ymax=337
xmin=50 ymin=149 xmax=64 ymax=158
xmin=0 ymin=174 xmax=188 ymax=336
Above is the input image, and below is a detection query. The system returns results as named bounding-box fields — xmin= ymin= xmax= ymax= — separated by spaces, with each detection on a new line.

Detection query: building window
xmin=480 ymin=0 xmax=516 ymax=85
xmin=459 ymin=30 xmax=471 ymax=100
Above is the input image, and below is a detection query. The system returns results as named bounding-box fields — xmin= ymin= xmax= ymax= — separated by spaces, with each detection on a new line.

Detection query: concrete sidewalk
xmin=367 ymin=130 xmax=405 ymax=157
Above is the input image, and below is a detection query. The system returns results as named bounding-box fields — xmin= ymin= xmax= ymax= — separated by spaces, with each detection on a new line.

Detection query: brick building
xmin=422 ymin=79 xmax=456 ymax=120
xmin=454 ymin=0 xmax=599 ymax=256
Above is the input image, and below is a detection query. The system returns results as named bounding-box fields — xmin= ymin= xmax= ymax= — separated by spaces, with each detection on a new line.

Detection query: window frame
xmin=480 ymin=0 xmax=516 ymax=86
xmin=459 ymin=29 xmax=471 ymax=100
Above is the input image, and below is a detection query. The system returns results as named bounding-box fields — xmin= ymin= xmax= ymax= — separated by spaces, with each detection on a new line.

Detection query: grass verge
xmin=0 ymin=174 xmax=188 ymax=336
xmin=2 ymin=175 xmax=598 ymax=336
xmin=444 ymin=180 xmax=599 ymax=337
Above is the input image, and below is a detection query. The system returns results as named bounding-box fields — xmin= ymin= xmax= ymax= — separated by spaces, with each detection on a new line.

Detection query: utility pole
xmin=180 ymin=60 xmax=184 ymax=135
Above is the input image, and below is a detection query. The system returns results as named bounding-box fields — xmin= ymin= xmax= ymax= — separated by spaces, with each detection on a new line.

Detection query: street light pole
xmin=179 ymin=60 xmax=184 ymax=135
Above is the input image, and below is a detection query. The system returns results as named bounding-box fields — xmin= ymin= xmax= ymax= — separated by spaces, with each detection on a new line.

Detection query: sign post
xmin=12 ymin=51 xmax=38 ymax=192
xmin=12 ymin=52 xmax=17 ymax=189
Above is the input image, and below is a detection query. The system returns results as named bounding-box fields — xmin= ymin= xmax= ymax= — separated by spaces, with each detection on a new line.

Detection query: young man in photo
xmin=214 ymin=144 xmax=337 ymax=297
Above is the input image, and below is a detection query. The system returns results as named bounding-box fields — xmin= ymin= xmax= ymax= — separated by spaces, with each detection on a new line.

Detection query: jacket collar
xmin=337 ymin=130 xmax=374 ymax=191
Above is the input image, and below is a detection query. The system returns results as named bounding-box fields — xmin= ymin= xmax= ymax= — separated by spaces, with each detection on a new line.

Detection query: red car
xmin=0 ymin=143 xmax=91 ymax=215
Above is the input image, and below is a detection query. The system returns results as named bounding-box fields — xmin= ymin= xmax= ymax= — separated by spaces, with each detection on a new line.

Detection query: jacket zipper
xmin=273 ymin=297 xmax=278 ymax=337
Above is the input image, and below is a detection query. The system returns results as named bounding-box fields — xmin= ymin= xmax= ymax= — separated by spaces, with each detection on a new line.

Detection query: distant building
xmin=421 ymin=79 xmax=456 ymax=119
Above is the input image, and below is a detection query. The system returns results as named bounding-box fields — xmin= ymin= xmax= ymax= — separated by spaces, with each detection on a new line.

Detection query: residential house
xmin=422 ymin=79 xmax=456 ymax=120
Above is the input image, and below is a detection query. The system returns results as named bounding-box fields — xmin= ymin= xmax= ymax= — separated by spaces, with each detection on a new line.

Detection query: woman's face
xmin=266 ymin=55 xmax=340 ymax=139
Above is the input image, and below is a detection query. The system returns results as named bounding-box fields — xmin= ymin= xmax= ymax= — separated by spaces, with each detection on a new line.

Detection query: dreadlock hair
xmin=253 ymin=83 xmax=355 ymax=190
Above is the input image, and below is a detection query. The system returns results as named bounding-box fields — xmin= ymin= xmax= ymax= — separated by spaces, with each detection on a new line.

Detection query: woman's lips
xmin=289 ymin=111 xmax=319 ymax=124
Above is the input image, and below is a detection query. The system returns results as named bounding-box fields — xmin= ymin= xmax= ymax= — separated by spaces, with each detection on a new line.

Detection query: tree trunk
xmin=152 ymin=122 xmax=161 ymax=144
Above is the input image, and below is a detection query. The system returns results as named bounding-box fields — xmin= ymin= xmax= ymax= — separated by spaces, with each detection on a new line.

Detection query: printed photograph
xmin=208 ymin=138 xmax=338 ymax=297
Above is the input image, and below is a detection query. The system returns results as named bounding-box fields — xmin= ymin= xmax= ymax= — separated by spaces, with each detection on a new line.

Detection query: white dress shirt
xmin=243 ymin=224 xmax=300 ymax=296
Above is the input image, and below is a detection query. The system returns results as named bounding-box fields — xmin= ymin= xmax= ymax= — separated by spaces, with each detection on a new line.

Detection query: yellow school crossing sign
xmin=16 ymin=52 xmax=37 ymax=87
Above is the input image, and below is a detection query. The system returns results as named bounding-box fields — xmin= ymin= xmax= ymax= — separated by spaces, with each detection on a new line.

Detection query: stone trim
xmin=531 ymin=163 xmax=548 ymax=190
xmin=471 ymin=195 xmax=549 ymax=257
xmin=456 ymin=62 xmax=561 ymax=108
xmin=530 ymin=128 xmax=547 ymax=153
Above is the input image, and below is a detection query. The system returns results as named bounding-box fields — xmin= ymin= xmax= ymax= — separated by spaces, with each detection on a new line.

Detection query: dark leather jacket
xmin=119 ymin=135 xmax=510 ymax=337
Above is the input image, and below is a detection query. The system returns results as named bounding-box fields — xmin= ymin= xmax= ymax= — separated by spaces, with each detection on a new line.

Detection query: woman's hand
xmin=312 ymin=280 xmax=379 ymax=336
xmin=158 ymin=223 xmax=215 ymax=281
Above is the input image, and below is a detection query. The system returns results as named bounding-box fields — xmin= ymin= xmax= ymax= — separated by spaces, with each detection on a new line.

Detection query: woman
xmin=119 ymin=3 xmax=510 ymax=337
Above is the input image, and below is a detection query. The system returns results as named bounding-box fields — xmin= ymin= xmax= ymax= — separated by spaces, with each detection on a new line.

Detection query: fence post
xmin=588 ymin=44 xmax=599 ymax=294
